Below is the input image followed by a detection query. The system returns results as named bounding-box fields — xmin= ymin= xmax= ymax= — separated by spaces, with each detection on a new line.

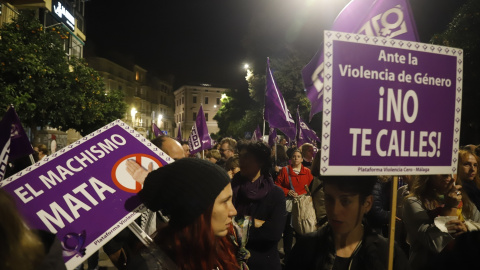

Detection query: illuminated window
xmin=135 ymin=71 xmax=140 ymax=81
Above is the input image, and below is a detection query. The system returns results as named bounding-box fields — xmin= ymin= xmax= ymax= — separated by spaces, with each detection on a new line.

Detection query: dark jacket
xmin=367 ymin=180 xmax=392 ymax=236
xmin=35 ymin=230 xmax=67 ymax=270
xmin=285 ymin=224 xmax=410 ymax=270
xmin=232 ymin=174 xmax=286 ymax=270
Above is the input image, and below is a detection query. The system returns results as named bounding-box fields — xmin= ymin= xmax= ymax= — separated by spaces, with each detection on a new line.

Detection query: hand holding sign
xmin=125 ymin=159 xmax=153 ymax=185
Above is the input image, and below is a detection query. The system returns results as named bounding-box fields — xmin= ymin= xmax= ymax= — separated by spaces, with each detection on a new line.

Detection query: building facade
xmin=174 ymin=85 xmax=227 ymax=141
xmin=1 ymin=0 xmax=86 ymax=58
xmin=1 ymin=0 xmax=86 ymax=150
xmin=86 ymin=57 xmax=175 ymax=138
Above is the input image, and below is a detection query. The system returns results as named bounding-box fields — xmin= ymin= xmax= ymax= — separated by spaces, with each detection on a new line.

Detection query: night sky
xmin=84 ymin=0 xmax=467 ymax=90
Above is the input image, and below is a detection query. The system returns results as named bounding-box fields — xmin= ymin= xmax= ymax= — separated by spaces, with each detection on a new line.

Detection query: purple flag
xmin=251 ymin=125 xmax=262 ymax=141
xmin=188 ymin=105 xmax=212 ymax=155
xmin=176 ymin=123 xmax=182 ymax=142
xmin=303 ymin=0 xmax=419 ymax=120
xmin=264 ymin=58 xmax=296 ymax=140
xmin=268 ymin=127 xmax=277 ymax=147
xmin=0 ymin=106 xmax=34 ymax=180
xmin=296 ymin=108 xmax=321 ymax=148
xmin=152 ymin=122 xmax=164 ymax=137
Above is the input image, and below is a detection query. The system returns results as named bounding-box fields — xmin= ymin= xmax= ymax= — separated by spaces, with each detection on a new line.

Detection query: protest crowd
xmin=2 ymin=127 xmax=480 ymax=270
xmin=1 ymin=0 xmax=478 ymax=269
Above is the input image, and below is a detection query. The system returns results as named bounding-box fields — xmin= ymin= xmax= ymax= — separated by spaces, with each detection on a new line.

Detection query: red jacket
xmin=275 ymin=165 xmax=313 ymax=197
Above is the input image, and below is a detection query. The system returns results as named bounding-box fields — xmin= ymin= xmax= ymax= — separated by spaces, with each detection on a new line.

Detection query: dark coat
xmin=232 ymin=174 xmax=286 ymax=270
xmin=285 ymin=225 xmax=410 ymax=270
xmin=35 ymin=230 xmax=67 ymax=270
xmin=367 ymin=180 xmax=392 ymax=235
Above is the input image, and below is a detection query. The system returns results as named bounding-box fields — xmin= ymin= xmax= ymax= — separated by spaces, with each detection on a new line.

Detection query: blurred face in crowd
xmin=211 ymin=184 xmax=237 ymax=237
xmin=207 ymin=157 xmax=218 ymax=163
xmin=220 ymin=143 xmax=234 ymax=159
xmin=324 ymin=184 xmax=372 ymax=236
xmin=303 ymin=146 xmax=314 ymax=161
xmin=431 ymin=174 xmax=454 ymax=194
xmin=459 ymin=154 xmax=478 ymax=181
xmin=162 ymin=137 xmax=186 ymax=160
xmin=239 ymin=149 xmax=262 ymax=180
xmin=291 ymin=151 xmax=303 ymax=167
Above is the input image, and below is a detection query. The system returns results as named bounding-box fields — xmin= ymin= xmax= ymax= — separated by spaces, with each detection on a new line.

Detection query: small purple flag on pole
xmin=152 ymin=122 xmax=164 ymax=137
xmin=0 ymin=105 xmax=34 ymax=181
xmin=176 ymin=123 xmax=182 ymax=142
xmin=268 ymin=127 xmax=277 ymax=147
xmin=264 ymin=58 xmax=296 ymax=140
xmin=302 ymin=0 xmax=419 ymax=120
xmin=296 ymin=108 xmax=321 ymax=148
xmin=188 ymin=105 xmax=212 ymax=155
xmin=252 ymin=125 xmax=262 ymax=142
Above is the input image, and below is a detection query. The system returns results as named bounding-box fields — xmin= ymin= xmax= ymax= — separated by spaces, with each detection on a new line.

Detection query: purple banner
xmin=0 ymin=106 xmax=33 ymax=180
xmin=188 ymin=105 xmax=212 ymax=155
xmin=296 ymin=108 xmax=321 ymax=148
xmin=0 ymin=120 xmax=173 ymax=269
xmin=320 ymin=31 xmax=462 ymax=175
xmin=176 ymin=123 xmax=182 ymax=142
xmin=264 ymin=58 xmax=296 ymax=139
xmin=303 ymin=0 xmax=419 ymax=120
xmin=252 ymin=125 xmax=262 ymax=142
xmin=268 ymin=127 xmax=277 ymax=147
xmin=152 ymin=122 xmax=164 ymax=137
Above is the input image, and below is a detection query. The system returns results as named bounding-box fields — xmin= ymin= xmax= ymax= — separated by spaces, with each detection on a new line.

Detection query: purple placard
xmin=320 ymin=31 xmax=463 ymax=175
xmin=0 ymin=120 xmax=174 ymax=269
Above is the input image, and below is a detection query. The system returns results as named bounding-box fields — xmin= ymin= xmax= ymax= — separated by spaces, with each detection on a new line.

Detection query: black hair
xmin=286 ymin=147 xmax=301 ymax=159
xmin=322 ymin=175 xmax=376 ymax=203
xmin=237 ymin=140 xmax=272 ymax=176
xmin=151 ymin=135 xmax=177 ymax=150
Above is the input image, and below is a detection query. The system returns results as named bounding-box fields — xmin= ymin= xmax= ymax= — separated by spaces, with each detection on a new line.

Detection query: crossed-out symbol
xmin=111 ymin=153 xmax=163 ymax=193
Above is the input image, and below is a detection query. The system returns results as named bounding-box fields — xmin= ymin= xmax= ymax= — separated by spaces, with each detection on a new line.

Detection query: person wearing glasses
xmin=217 ymin=137 xmax=237 ymax=169
xmin=403 ymin=174 xmax=480 ymax=270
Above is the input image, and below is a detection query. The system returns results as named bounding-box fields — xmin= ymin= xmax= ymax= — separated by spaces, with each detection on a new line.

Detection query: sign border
xmin=321 ymin=30 xmax=463 ymax=175
xmin=1 ymin=120 xmax=174 ymax=269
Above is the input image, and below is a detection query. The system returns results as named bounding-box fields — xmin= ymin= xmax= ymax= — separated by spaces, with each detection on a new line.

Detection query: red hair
xmin=155 ymin=205 xmax=238 ymax=270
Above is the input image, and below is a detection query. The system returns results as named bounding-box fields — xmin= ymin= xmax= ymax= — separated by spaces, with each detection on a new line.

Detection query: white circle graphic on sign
xmin=111 ymin=154 xmax=163 ymax=193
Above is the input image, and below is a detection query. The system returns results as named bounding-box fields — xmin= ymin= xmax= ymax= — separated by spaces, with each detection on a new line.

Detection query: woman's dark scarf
xmin=232 ymin=173 xmax=275 ymax=216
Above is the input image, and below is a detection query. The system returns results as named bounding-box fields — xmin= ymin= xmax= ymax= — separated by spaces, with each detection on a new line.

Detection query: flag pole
xmin=387 ymin=176 xmax=399 ymax=270
xmin=29 ymin=154 xmax=35 ymax=165
xmin=262 ymin=120 xmax=266 ymax=141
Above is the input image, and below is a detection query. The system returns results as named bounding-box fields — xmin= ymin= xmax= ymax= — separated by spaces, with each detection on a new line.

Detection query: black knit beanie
xmin=138 ymin=158 xmax=230 ymax=228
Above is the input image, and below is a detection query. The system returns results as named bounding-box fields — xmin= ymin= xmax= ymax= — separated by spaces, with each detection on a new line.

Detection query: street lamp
xmin=158 ymin=114 xmax=163 ymax=128
xmin=131 ymin=108 xmax=137 ymax=127
xmin=244 ymin=63 xmax=249 ymax=70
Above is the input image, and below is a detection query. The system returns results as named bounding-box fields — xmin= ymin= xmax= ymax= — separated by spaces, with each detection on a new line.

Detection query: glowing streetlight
xmin=158 ymin=114 xmax=163 ymax=127
xmin=244 ymin=63 xmax=249 ymax=70
xmin=131 ymin=108 xmax=137 ymax=126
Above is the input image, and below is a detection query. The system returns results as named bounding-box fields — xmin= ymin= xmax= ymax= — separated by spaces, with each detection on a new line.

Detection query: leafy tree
xmin=430 ymin=0 xmax=480 ymax=144
xmin=0 ymin=10 xmax=125 ymax=136
xmin=214 ymin=51 xmax=322 ymax=139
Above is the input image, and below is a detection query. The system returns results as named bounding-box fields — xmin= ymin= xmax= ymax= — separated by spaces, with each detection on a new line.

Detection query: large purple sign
xmin=0 ymin=120 xmax=173 ymax=269
xmin=320 ymin=31 xmax=463 ymax=175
